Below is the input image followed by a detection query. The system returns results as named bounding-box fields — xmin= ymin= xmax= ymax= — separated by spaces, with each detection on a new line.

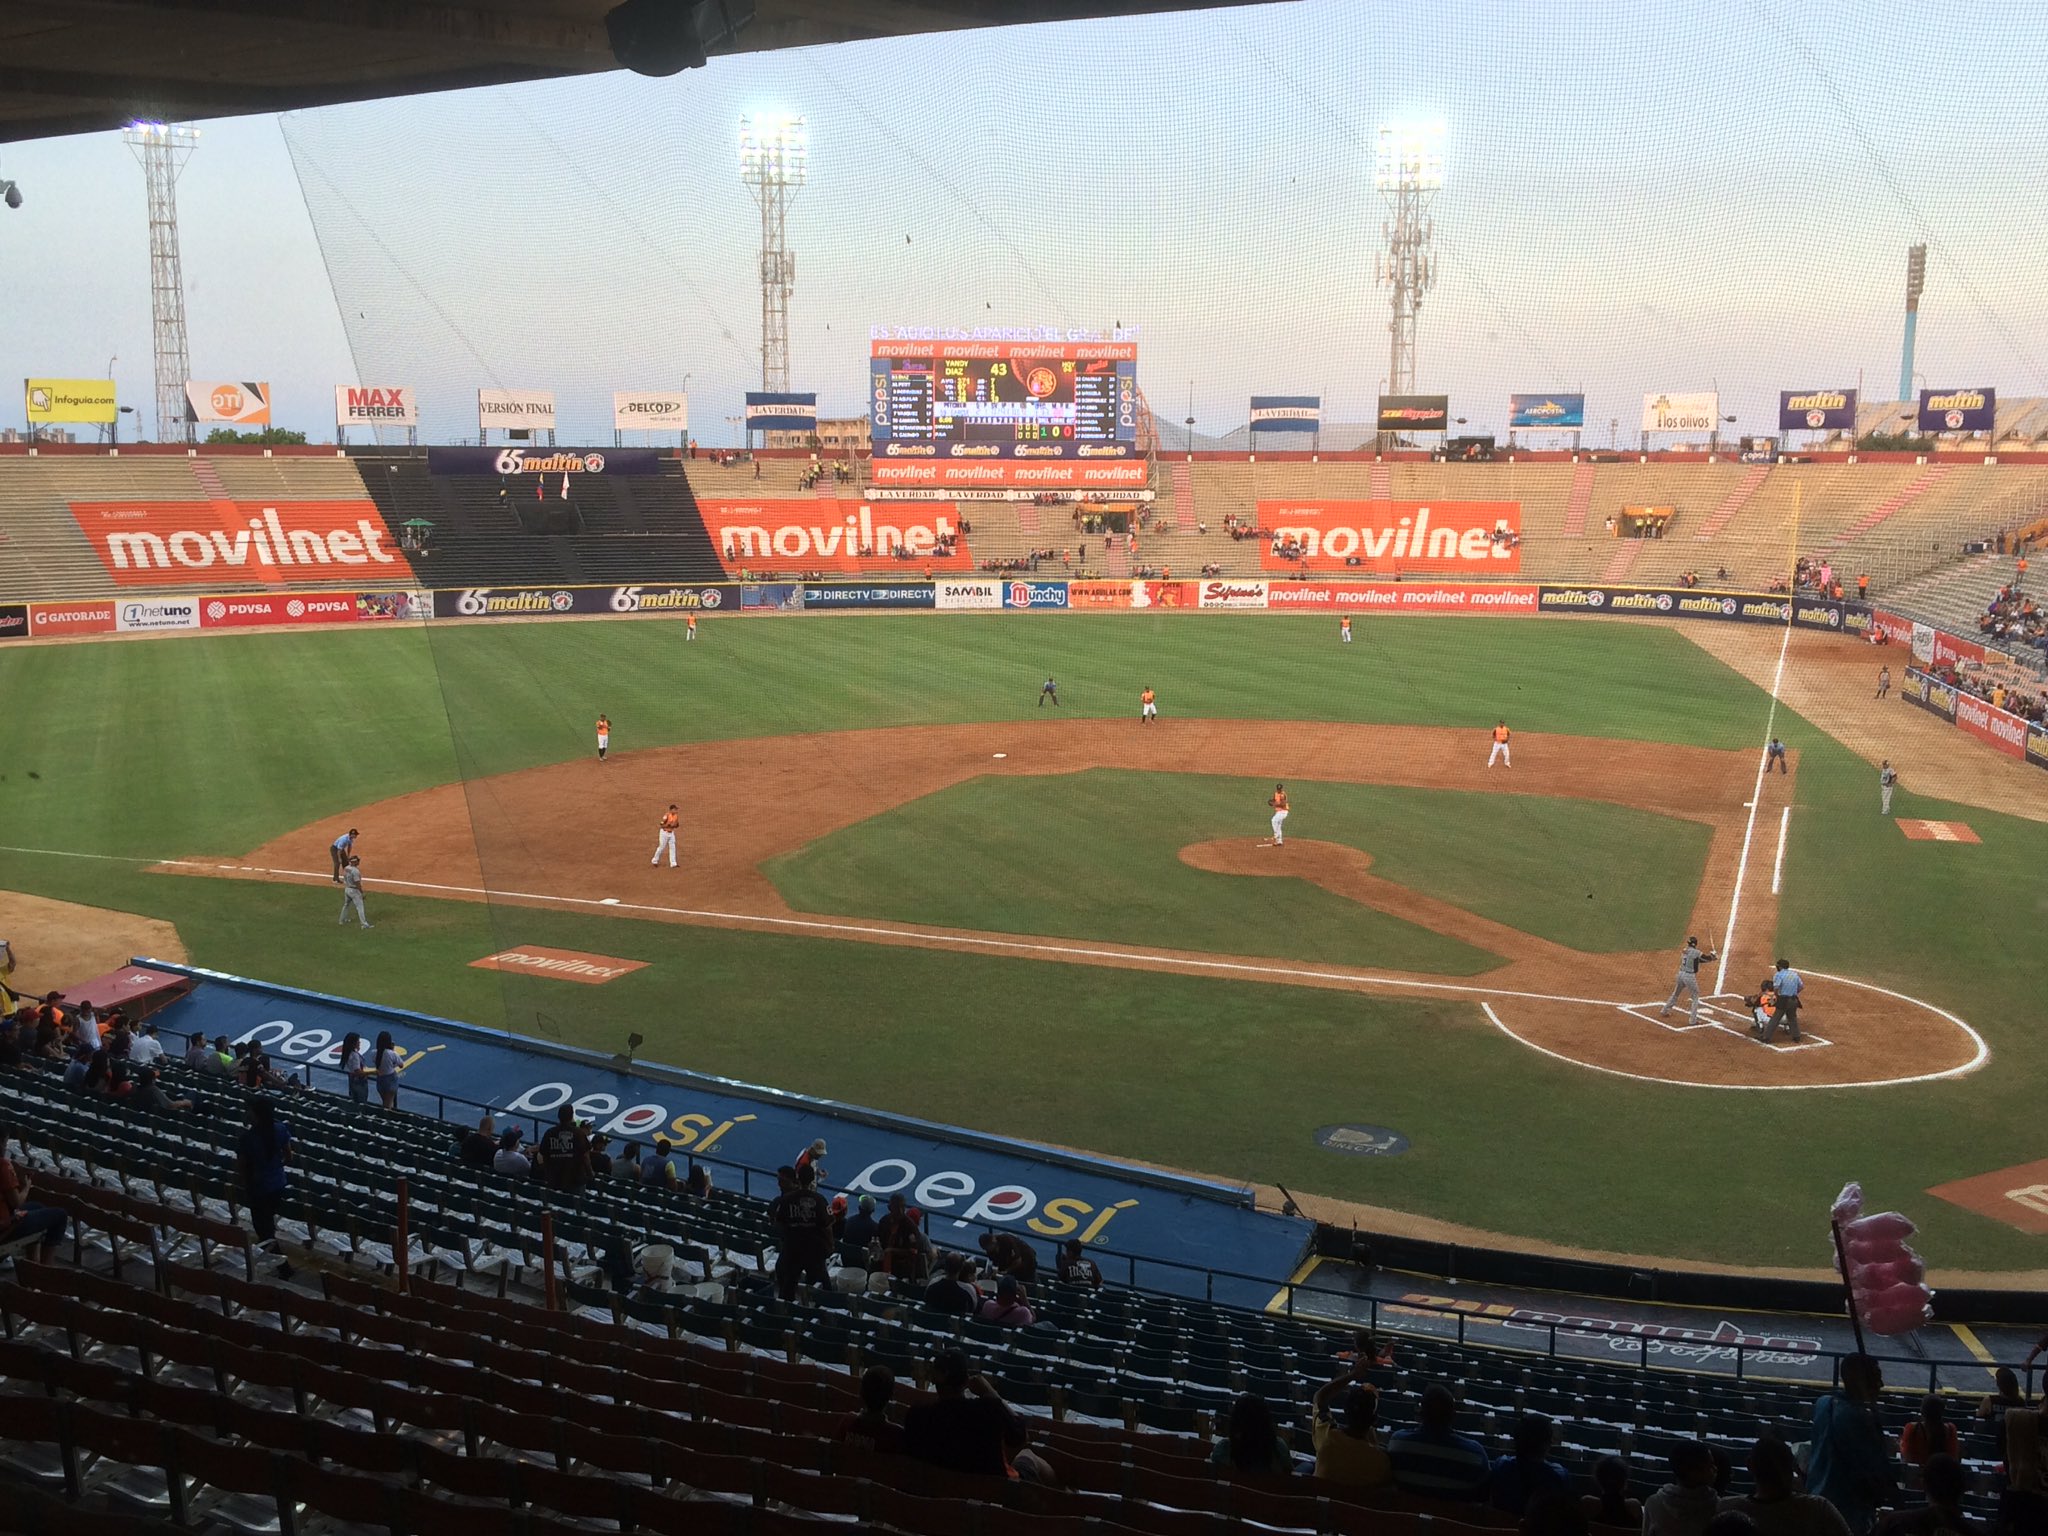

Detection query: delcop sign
xmin=68 ymin=501 xmax=412 ymax=588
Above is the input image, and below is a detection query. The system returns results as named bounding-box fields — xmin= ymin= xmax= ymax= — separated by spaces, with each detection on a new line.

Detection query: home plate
xmin=992 ymin=753 xmax=1008 ymax=759
xmin=599 ymin=898 xmax=621 ymax=905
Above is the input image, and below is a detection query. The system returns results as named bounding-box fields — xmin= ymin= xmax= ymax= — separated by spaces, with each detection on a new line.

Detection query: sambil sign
xmin=69 ymin=501 xmax=411 ymax=588
xmin=699 ymin=500 xmax=973 ymax=574
xmin=1256 ymin=501 xmax=1521 ymax=574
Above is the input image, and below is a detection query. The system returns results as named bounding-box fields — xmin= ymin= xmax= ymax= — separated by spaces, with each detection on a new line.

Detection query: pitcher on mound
xmin=1266 ymin=784 xmax=1289 ymax=846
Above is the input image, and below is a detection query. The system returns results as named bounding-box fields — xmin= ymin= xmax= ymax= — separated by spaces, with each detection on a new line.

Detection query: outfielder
xmin=1340 ymin=616 xmax=1353 ymax=644
xmin=1879 ymin=760 xmax=1898 ymax=814
xmin=1659 ymin=934 xmax=1717 ymax=1024
xmin=1267 ymin=783 xmax=1289 ymax=845
xmin=596 ymin=715 xmax=611 ymax=762
xmin=652 ymin=804 xmax=680 ymax=868
xmin=338 ymin=856 xmax=371 ymax=929
xmin=1140 ymin=687 xmax=1157 ymax=723
xmin=1487 ymin=721 xmax=1512 ymax=768
xmin=686 ymin=614 xmax=698 ymax=641
xmin=330 ymin=828 xmax=359 ymax=884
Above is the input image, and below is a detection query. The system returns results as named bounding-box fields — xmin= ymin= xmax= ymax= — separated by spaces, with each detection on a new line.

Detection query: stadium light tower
xmin=1374 ymin=122 xmax=1443 ymax=407
xmin=1897 ymin=243 xmax=1927 ymax=405
xmin=124 ymin=120 xmax=199 ymax=444
xmin=740 ymin=113 xmax=807 ymax=394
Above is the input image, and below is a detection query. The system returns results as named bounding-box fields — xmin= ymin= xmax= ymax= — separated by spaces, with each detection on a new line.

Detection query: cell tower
xmin=124 ymin=121 xmax=199 ymax=444
xmin=1374 ymin=123 xmax=1443 ymax=402
xmin=739 ymin=113 xmax=807 ymax=394
xmin=1897 ymin=243 xmax=1927 ymax=404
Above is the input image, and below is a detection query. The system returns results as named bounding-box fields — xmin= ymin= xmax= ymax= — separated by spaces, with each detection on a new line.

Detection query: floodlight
xmin=740 ymin=112 xmax=808 ymax=185
xmin=1374 ymin=122 xmax=1445 ymax=191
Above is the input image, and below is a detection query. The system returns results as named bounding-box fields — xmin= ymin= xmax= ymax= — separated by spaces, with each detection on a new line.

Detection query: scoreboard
xmin=870 ymin=338 xmax=1138 ymax=460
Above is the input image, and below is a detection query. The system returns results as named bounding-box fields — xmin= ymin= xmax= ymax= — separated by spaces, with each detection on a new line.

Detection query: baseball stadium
xmin=0 ymin=2 xmax=2046 ymax=1531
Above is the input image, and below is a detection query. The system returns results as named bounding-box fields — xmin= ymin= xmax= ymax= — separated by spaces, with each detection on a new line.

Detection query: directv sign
xmin=1778 ymin=389 xmax=1857 ymax=431
xmin=1508 ymin=393 xmax=1585 ymax=430
xmin=1249 ymin=395 xmax=1321 ymax=432
xmin=1917 ymin=388 xmax=1995 ymax=434
xmin=744 ymin=392 xmax=819 ymax=431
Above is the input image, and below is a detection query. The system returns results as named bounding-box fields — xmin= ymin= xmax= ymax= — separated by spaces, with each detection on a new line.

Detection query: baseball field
xmin=2 ymin=608 xmax=2042 ymax=1278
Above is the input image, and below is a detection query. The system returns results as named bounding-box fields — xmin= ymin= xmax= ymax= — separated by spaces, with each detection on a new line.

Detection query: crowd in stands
xmin=980 ymin=548 xmax=1059 ymax=574
xmin=1675 ymin=569 xmax=1732 ymax=589
xmin=1979 ymin=579 xmax=2046 ymax=656
xmin=796 ymin=459 xmax=856 ymax=492
xmin=1776 ymin=557 xmax=1871 ymax=602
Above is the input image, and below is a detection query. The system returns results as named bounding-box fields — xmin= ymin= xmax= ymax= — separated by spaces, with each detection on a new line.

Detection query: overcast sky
xmin=2 ymin=0 xmax=2043 ymax=444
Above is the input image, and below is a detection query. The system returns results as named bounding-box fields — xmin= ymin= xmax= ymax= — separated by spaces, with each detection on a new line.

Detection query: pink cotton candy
xmin=1850 ymin=1255 xmax=1926 ymax=1291
xmin=1860 ymin=1282 xmax=1934 ymax=1336
xmin=1843 ymin=1210 xmax=1917 ymax=1244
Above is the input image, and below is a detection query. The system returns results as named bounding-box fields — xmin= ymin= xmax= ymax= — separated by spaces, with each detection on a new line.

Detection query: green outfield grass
xmin=2 ymin=612 xmax=2044 ymax=1272
xmin=769 ymin=770 xmax=1709 ymax=960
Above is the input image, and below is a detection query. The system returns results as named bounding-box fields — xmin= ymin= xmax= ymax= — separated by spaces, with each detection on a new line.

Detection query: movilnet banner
xmin=1376 ymin=394 xmax=1450 ymax=432
xmin=800 ymin=584 xmax=935 ymax=610
xmin=478 ymin=389 xmax=556 ymax=431
xmin=335 ymin=385 xmax=418 ymax=428
xmin=1508 ymin=393 xmax=1585 ymax=430
xmin=1917 ymin=388 xmax=1995 ymax=434
xmin=1641 ymin=392 xmax=1719 ymax=433
xmin=867 ymin=460 xmax=1148 ymax=489
xmin=1954 ymin=691 xmax=2030 ymax=762
xmin=0 ymin=603 xmax=28 ymax=641
xmin=1778 ymin=389 xmax=1856 ymax=431
xmin=743 ymin=392 xmax=818 ymax=431
xmin=699 ymin=500 xmax=971 ymax=575
xmin=1265 ymin=582 xmax=1540 ymax=613
xmin=184 ymin=381 xmax=271 ymax=426
xmin=70 ymin=500 xmax=410 ymax=589
xmin=24 ymin=378 xmax=117 ymax=424
xmin=425 ymin=447 xmax=660 ymax=476
xmin=612 ymin=391 xmax=688 ymax=432
xmin=1256 ymin=501 xmax=1522 ymax=575
xmin=1249 ymin=396 xmax=1321 ymax=431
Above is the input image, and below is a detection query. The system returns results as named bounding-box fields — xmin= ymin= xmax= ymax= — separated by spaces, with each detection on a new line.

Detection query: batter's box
xmin=1619 ymin=999 xmax=1831 ymax=1050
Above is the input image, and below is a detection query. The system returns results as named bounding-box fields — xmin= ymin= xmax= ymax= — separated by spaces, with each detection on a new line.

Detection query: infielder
xmin=1340 ymin=616 xmax=1353 ymax=644
xmin=1765 ymin=737 xmax=1788 ymax=775
xmin=1879 ymin=760 xmax=1898 ymax=814
xmin=1039 ymin=677 xmax=1060 ymax=708
xmin=596 ymin=714 xmax=611 ymax=762
xmin=1875 ymin=665 xmax=1890 ymax=700
xmin=1140 ymin=687 xmax=1157 ymax=723
xmin=338 ymin=856 xmax=371 ymax=929
xmin=1267 ymin=783 xmax=1289 ymax=845
xmin=330 ymin=828 xmax=359 ymax=884
xmin=652 ymin=804 xmax=680 ymax=867
xmin=1659 ymin=934 xmax=1717 ymax=1024
xmin=1487 ymin=721 xmax=1512 ymax=768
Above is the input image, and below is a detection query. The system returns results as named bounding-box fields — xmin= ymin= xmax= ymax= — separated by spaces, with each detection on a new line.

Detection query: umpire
xmin=1660 ymin=935 xmax=1717 ymax=1025
xmin=1765 ymin=958 xmax=1804 ymax=1043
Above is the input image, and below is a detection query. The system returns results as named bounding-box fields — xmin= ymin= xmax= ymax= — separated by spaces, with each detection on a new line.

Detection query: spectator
xmin=878 ymin=1192 xmax=929 ymax=1280
xmin=71 ymin=1000 xmax=101 ymax=1053
xmin=184 ymin=1032 xmax=212 ymax=1070
xmin=237 ymin=1097 xmax=294 ymax=1280
xmin=1211 ymin=1391 xmax=1293 ymax=1476
xmin=1581 ymin=1454 xmax=1643 ymax=1527
xmin=976 ymin=1276 xmax=1036 ymax=1328
xmin=339 ymin=1032 xmax=371 ymax=1105
xmin=0 ymin=1016 xmax=21 ymax=1070
xmin=794 ymin=1137 xmax=828 ymax=1186
xmin=640 ymin=1136 xmax=679 ymax=1188
xmin=129 ymin=1068 xmax=193 ymax=1114
xmin=372 ymin=1031 xmax=402 ymax=1109
xmin=1489 ymin=1413 xmax=1570 ymax=1516
xmin=587 ymin=1134 xmax=614 ymax=1180
xmin=1995 ymin=1407 xmax=2048 ymax=1536
xmin=538 ymin=1104 xmax=592 ymax=1192
xmin=615 ymin=1142 xmax=643 ymax=1183
xmin=1809 ymin=1354 xmax=1895 ymax=1535
xmin=923 ymin=1251 xmax=978 ymax=1315
xmin=1056 ymin=1238 xmax=1103 ymax=1290
xmin=1387 ymin=1383 xmax=1489 ymax=1501
xmin=458 ymin=1113 xmax=497 ymax=1168
xmin=1720 ymin=1436 xmax=1853 ymax=1536
xmin=1977 ymin=1367 xmax=2024 ymax=1422
xmin=979 ymin=1229 xmax=1038 ymax=1283
xmin=902 ymin=1349 xmax=1024 ymax=1479
xmin=835 ymin=1367 xmax=904 ymax=1455
xmin=1311 ymin=1369 xmax=1390 ymax=1487
xmin=684 ymin=1162 xmax=712 ymax=1198
xmin=127 ymin=1022 xmax=164 ymax=1069
xmin=492 ymin=1128 xmax=531 ymax=1179
xmin=1898 ymin=1394 xmax=1958 ymax=1468
xmin=1873 ymin=1454 xmax=1982 ymax=1536
xmin=0 ymin=1120 xmax=68 ymax=1257
xmin=841 ymin=1193 xmax=880 ymax=1255
xmin=1644 ymin=1442 xmax=1723 ymax=1536
xmin=768 ymin=1164 xmax=835 ymax=1301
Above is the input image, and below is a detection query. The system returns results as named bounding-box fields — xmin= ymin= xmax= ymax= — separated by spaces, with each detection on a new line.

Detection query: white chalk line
xmin=1716 ymin=617 xmax=1793 ymax=995
xmin=1771 ymin=805 xmax=1791 ymax=896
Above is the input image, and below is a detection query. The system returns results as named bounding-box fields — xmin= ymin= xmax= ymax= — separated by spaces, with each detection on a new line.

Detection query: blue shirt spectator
xmin=1809 ymin=1355 xmax=1895 ymax=1535
xmin=1488 ymin=1413 xmax=1571 ymax=1516
xmin=1388 ymin=1384 xmax=1489 ymax=1502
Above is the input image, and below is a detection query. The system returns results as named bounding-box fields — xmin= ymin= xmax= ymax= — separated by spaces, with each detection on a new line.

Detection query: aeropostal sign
xmin=613 ymin=391 xmax=688 ymax=431
xmin=1641 ymin=392 xmax=1719 ymax=433
xmin=335 ymin=386 xmax=418 ymax=427
xmin=69 ymin=501 xmax=410 ymax=588
xmin=699 ymin=500 xmax=971 ymax=574
xmin=1256 ymin=501 xmax=1522 ymax=574
xmin=479 ymin=389 xmax=556 ymax=431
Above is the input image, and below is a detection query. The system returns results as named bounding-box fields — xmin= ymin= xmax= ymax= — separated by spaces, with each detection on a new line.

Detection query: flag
xmin=560 ymin=472 xmax=570 ymax=500
xmin=535 ymin=479 xmax=543 ymax=500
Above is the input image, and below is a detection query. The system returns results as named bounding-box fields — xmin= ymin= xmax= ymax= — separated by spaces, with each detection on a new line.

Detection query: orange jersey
xmin=1140 ymin=690 xmax=1155 ymax=705
xmin=686 ymin=615 xmax=697 ymax=627
xmin=1270 ymin=790 xmax=1289 ymax=811
xmin=1493 ymin=725 xmax=1511 ymax=743
xmin=660 ymin=810 xmax=679 ymax=832
xmin=597 ymin=718 xmax=610 ymax=734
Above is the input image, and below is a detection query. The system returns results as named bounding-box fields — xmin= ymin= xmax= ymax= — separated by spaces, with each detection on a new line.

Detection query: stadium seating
xmin=0 ymin=1055 xmax=2014 ymax=1534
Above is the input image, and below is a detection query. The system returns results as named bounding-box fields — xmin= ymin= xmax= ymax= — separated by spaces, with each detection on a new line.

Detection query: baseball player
xmin=1039 ymin=676 xmax=1060 ymax=708
xmin=1765 ymin=737 xmax=1788 ymax=775
xmin=1140 ymin=686 xmax=1157 ymax=723
xmin=1487 ymin=721 xmax=1512 ymax=768
xmin=1875 ymin=665 xmax=1890 ymax=700
xmin=1764 ymin=958 xmax=1804 ymax=1043
xmin=1880 ymin=760 xmax=1898 ymax=814
xmin=1340 ymin=616 xmax=1353 ymax=644
xmin=1267 ymin=783 xmax=1289 ymax=846
xmin=338 ymin=856 xmax=371 ymax=929
xmin=1659 ymin=935 xmax=1717 ymax=1025
xmin=329 ymin=828 xmax=359 ymax=884
xmin=596 ymin=715 xmax=611 ymax=762
xmin=686 ymin=614 xmax=698 ymax=641
xmin=652 ymin=804 xmax=680 ymax=868
xmin=1749 ymin=975 xmax=1779 ymax=1039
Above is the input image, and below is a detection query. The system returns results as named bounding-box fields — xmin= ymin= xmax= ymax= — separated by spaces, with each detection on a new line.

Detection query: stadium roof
xmin=0 ymin=0 xmax=1269 ymax=143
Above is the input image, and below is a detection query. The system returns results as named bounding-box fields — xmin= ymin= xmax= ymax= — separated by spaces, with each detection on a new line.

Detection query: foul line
xmin=139 ymin=853 xmax=1636 ymax=1012
xmin=1771 ymin=805 xmax=1791 ymax=896
xmin=1716 ymin=616 xmax=1793 ymax=995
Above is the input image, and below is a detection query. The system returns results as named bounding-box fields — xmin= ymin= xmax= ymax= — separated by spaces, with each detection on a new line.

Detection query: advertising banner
xmin=424 ymin=447 xmax=659 ymax=476
xmin=867 ymin=460 xmax=1149 ymax=489
xmin=2030 ymin=724 xmax=2048 ymax=774
xmin=198 ymin=592 xmax=359 ymax=630
xmin=0 ymin=603 xmax=27 ymax=641
xmin=739 ymin=583 xmax=804 ymax=613
xmin=800 ymin=584 xmax=935 ymax=610
xmin=1264 ymin=582 xmax=1540 ymax=613
xmin=478 ymin=389 xmax=556 ymax=432
xmin=1869 ymin=607 xmax=1916 ymax=649
xmin=1001 ymin=580 xmax=1069 ymax=610
xmin=1256 ymin=500 xmax=1522 ymax=574
xmin=1537 ymin=586 xmax=1793 ymax=624
xmin=184 ymin=381 xmax=271 ymax=426
xmin=334 ymin=385 xmax=418 ymax=428
xmin=1197 ymin=580 xmax=1269 ymax=610
xmin=28 ymin=600 xmax=115 ymax=637
xmin=1900 ymin=668 xmax=1960 ymax=722
xmin=354 ymin=591 xmax=429 ymax=622
xmin=1778 ymin=389 xmax=1856 ymax=431
xmin=68 ymin=500 xmax=410 ymax=589
xmin=934 ymin=578 xmax=1002 ymax=611
xmin=1508 ymin=393 xmax=1585 ymax=431
xmin=434 ymin=588 xmax=581 ymax=620
xmin=699 ymin=500 xmax=971 ymax=575
xmin=115 ymin=597 xmax=200 ymax=633
xmin=1641 ymin=392 xmax=1719 ymax=433
xmin=743 ymin=392 xmax=818 ymax=431
xmin=1064 ymin=580 xmax=1193 ymax=610
xmin=1954 ymin=692 xmax=2029 ymax=761
xmin=613 ymin=391 xmax=688 ymax=432
xmin=1930 ymin=629 xmax=2011 ymax=670
xmin=1376 ymin=394 xmax=1450 ymax=432
xmin=604 ymin=584 xmax=725 ymax=614
xmin=24 ymin=378 xmax=117 ymax=424
xmin=1917 ymin=388 xmax=1995 ymax=434
xmin=1249 ymin=396 xmax=1321 ymax=431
